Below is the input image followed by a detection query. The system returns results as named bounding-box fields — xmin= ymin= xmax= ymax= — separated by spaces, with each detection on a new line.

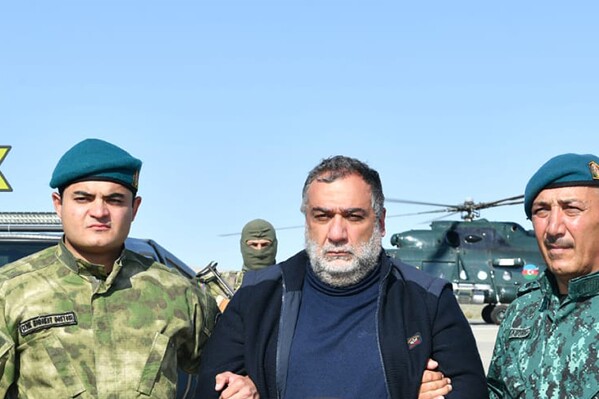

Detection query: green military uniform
xmin=0 ymin=241 xmax=218 ymax=398
xmin=487 ymin=270 xmax=599 ymax=398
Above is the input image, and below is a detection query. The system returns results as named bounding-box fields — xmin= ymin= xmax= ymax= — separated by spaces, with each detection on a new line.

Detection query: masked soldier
xmin=206 ymin=219 xmax=277 ymax=311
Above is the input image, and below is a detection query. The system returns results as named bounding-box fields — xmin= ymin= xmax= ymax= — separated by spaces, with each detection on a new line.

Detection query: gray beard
xmin=305 ymin=224 xmax=383 ymax=288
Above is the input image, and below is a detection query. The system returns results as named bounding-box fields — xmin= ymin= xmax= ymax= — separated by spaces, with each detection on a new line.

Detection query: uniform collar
xmin=568 ymin=271 xmax=599 ymax=299
xmin=540 ymin=269 xmax=599 ymax=300
xmin=57 ymin=239 xmax=126 ymax=281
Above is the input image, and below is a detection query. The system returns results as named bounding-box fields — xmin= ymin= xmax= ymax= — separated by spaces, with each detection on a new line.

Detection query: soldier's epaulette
xmin=516 ymin=280 xmax=541 ymax=297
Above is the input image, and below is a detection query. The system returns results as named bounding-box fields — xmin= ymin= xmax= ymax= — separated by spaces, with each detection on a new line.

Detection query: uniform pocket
xmin=137 ymin=332 xmax=177 ymax=396
xmin=17 ymin=333 xmax=85 ymax=397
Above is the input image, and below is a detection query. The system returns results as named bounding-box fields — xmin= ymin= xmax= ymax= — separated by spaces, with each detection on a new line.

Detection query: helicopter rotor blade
xmin=474 ymin=195 xmax=524 ymax=210
xmin=385 ymin=194 xmax=524 ymax=221
xmin=218 ymin=223 xmax=304 ymax=237
xmin=386 ymin=208 xmax=458 ymax=219
xmin=218 ymin=231 xmax=245 ymax=237
xmin=492 ymin=194 xmax=525 ymax=203
xmin=220 ymin=195 xmax=526 ymax=236
xmin=385 ymin=198 xmax=458 ymax=208
xmin=428 ymin=211 xmax=462 ymax=222
xmin=479 ymin=199 xmax=524 ymax=209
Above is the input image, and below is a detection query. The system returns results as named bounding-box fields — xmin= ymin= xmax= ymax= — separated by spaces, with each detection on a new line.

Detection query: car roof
xmin=0 ymin=212 xmax=197 ymax=280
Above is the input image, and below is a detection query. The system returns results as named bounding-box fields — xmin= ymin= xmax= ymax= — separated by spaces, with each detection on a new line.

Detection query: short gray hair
xmin=300 ymin=155 xmax=385 ymax=220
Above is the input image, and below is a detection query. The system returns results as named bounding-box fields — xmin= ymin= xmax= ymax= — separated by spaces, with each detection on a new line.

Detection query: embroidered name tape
xmin=19 ymin=311 xmax=78 ymax=337
xmin=508 ymin=327 xmax=531 ymax=339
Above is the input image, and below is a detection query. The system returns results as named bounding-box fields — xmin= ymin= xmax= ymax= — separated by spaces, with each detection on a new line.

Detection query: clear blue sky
xmin=2 ymin=1 xmax=598 ymax=270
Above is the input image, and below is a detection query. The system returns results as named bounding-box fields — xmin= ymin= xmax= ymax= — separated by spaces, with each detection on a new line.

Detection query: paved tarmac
xmin=470 ymin=321 xmax=499 ymax=374
xmin=460 ymin=304 xmax=500 ymax=373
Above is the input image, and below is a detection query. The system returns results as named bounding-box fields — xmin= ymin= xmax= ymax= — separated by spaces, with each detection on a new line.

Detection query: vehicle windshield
xmin=0 ymin=241 xmax=57 ymax=267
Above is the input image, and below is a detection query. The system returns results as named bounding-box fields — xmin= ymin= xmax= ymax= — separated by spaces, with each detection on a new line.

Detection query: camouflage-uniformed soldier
xmin=0 ymin=139 xmax=220 ymax=398
xmin=487 ymin=153 xmax=599 ymax=398
xmin=206 ymin=219 xmax=277 ymax=310
xmin=487 ymin=274 xmax=599 ymax=398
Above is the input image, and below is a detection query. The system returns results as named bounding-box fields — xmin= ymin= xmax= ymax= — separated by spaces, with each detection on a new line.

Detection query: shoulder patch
xmin=19 ymin=311 xmax=78 ymax=337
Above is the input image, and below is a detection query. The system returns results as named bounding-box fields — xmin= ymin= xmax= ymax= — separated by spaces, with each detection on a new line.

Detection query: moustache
xmin=543 ymin=238 xmax=573 ymax=249
xmin=321 ymin=243 xmax=354 ymax=254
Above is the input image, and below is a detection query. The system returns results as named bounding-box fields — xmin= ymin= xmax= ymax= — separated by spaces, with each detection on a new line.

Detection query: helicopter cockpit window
xmin=458 ymin=228 xmax=496 ymax=249
xmin=464 ymin=234 xmax=482 ymax=243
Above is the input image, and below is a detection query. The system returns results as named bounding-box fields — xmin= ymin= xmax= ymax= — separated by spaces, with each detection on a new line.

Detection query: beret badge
xmin=131 ymin=169 xmax=140 ymax=190
xmin=589 ymin=161 xmax=599 ymax=180
xmin=524 ymin=153 xmax=599 ymax=219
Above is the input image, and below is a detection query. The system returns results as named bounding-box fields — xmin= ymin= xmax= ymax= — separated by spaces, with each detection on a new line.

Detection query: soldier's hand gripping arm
xmin=419 ymin=359 xmax=452 ymax=399
xmin=214 ymin=371 xmax=260 ymax=399
xmin=427 ymin=286 xmax=488 ymax=398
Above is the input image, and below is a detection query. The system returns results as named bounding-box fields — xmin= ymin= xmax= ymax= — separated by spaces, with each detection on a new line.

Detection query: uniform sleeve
xmin=486 ymin=304 xmax=516 ymax=398
xmin=486 ymin=331 xmax=507 ymax=398
xmin=196 ymin=290 xmax=248 ymax=399
xmin=178 ymin=283 xmax=220 ymax=373
xmin=431 ymin=286 xmax=489 ymax=399
xmin=0 ymin=293 xmax=16 ymax=395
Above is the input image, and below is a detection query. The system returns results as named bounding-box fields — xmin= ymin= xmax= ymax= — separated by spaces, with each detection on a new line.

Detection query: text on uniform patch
xmin=19 ymin=311 xmax=78 ymax=336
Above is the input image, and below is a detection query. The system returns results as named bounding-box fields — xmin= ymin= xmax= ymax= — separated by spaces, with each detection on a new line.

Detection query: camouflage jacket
xmin=487 ymin=270 xmax=599 ymax=399
xmin=0 ymin=242 xmax=218 ymax=398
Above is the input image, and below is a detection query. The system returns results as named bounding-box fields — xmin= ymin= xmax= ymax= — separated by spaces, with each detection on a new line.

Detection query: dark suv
xmin=0 ymin=212 xmax=202 ymax=398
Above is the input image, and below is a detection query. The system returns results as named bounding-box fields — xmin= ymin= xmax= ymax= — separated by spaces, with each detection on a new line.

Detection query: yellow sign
xmin=0 ymin=146 xmax=12 ymax=192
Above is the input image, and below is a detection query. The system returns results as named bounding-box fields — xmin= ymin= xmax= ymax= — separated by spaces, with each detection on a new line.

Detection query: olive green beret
xmin=50 ymin=138 xmax=142 ymax=193
xmin=524 ymin=153 xmax=599 ymax=218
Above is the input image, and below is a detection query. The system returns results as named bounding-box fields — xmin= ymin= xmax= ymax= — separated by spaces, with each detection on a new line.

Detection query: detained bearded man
xmin=305 ymin=172 xmax=385 ymax=288
xmin=197 ymin=155 xmax=487 ymax=399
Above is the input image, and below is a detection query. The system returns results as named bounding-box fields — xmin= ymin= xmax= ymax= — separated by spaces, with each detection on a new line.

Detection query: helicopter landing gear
xmin=482 ymin=305 xmax=493 ymax=324
xmin=482 ymin=304 xmax=508 ymax=325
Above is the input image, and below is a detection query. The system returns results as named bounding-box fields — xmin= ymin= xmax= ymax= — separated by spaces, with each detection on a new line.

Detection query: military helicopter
xmin=384 ymin=195 xmax=546 ymax=325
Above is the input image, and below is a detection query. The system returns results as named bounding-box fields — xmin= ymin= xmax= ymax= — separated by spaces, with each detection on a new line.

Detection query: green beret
xmin=524 ymin=153 xmax=599 ymax=218
xmin=50 ymin=138 xmax=142 ymax=193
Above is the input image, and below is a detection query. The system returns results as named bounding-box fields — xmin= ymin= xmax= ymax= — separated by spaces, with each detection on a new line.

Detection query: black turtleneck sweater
xmin=284 ymin=262 xmax=388 ymax=399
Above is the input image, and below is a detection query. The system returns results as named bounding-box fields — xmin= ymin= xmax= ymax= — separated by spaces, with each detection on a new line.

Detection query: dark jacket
xmin=197 ymin=250 xmax=488 ymax=399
